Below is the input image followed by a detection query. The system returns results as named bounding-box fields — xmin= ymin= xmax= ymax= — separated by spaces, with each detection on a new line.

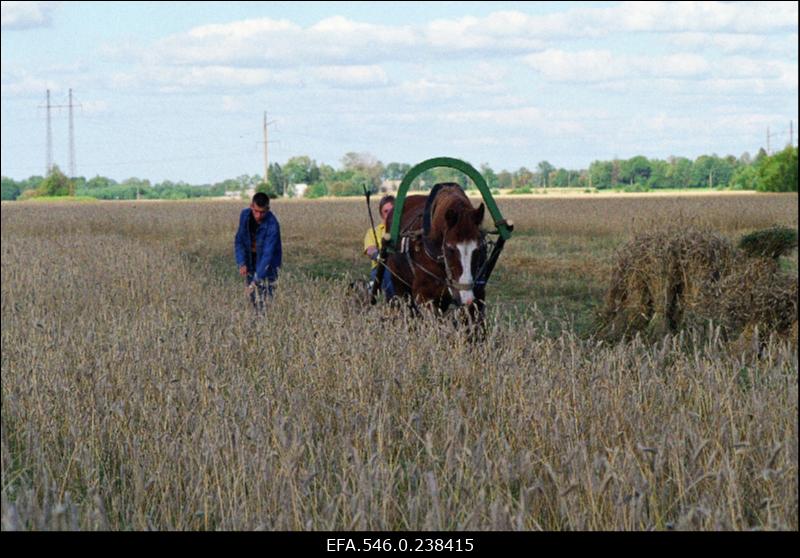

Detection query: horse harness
xmin=377 ymin=183 xmax=492 ymax=304
xmin=393 ymin=217 xmax=491 ymax=302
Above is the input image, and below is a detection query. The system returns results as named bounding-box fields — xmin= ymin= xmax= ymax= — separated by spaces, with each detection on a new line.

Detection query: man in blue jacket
xmin=234 ymin=192 xmax=282 ymax=310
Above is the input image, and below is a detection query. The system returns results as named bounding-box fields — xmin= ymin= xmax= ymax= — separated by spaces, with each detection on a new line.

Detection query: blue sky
xmin=2 ymin=1 xmax=797 ymax=184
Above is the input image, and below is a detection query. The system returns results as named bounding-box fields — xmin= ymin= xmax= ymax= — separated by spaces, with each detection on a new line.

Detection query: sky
xmin=1 ymin=1 xmax=798 ymax=184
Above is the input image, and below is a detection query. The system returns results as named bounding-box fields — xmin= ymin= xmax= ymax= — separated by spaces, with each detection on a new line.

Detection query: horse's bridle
xmin=402 ymin=229 xmax=489 ymax=304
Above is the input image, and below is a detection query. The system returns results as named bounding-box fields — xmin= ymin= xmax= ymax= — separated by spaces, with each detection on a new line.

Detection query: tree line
xmin=2 ymin=146 xmax=796 ymax=201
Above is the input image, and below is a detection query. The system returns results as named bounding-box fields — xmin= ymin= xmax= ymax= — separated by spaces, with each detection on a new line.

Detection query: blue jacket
xmin=234 ymin=208 xmax=282 ymax=282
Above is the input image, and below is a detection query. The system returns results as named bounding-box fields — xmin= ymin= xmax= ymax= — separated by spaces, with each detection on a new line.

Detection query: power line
xmin=763 ymin=123 xmax=797 ymax=154
xmin=68 ymin=89 xmax=78 ymax=177
xmin=37 ymin=89 xmax=81 ymax=176
xmin=258 ymin=111 xmax=277 ymax=185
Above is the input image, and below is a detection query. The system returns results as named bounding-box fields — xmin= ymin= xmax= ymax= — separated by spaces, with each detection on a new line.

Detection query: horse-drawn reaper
xmin=370 ymin=158 xmax=513 ymax=326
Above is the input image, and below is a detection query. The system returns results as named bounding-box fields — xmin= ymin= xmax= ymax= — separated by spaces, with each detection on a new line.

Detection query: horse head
xmin=427 ymin=183 xmax=486 ymax=307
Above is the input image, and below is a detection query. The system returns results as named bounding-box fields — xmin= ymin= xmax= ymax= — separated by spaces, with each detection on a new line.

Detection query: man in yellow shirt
xmin=364 ymin=195 xmax=395 ymax=300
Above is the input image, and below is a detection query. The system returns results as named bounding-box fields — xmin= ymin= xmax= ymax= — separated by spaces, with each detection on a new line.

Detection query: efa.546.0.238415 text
xmin=327 ymin=538 xmax=474 ymax=552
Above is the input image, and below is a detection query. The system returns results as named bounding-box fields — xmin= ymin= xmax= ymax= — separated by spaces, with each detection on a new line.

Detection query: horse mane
xmin=422 ymin=182 xmax=465 ymax=237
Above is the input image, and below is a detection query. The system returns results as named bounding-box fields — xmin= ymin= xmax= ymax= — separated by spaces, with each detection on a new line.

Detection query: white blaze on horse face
xmin=456 ymin=240 xmax=478 ymax=305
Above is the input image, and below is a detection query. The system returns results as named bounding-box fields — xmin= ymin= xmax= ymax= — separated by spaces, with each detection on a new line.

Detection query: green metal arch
xmin=387 ymin=157 xmax=512 ymax=250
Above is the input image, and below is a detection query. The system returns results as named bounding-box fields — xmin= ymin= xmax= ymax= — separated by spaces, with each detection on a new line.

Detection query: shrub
xmin=756 ymin=146 xmax=798 ymax=192
xmin=39 ymin=166 xmax=73 ymax=197
xmin=304 ymin=182 xmax=328 ymax=199
xmin=738 ymin=226 xmax=798 ymax=259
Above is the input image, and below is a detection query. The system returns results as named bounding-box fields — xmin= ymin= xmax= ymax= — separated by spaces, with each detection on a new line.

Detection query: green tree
xmin=268 ymin=164 xmax=286 ymax=196
xmin=284 ymin=156 xmax=319 ymax=186
xmin=480 ymin=163 xmax=499 ymax=190
xmin=39 ymin=166 xmax=73 ymax=196
xmin=513 ymin=167 xmax=534 ymax=188
xmin=588 ymin=160 xmax=613 ymax=189
xmin=86 ymin=175 xmax=118 ymax=189
xmin=667 ymin=157 xmax=693 ymax=188
xmin=691 ymin=155 xmax=715 ymax=188
xmin=756 ymin=146 xmax=798 ymax=192
xmin=341 ymin=152 xmax=384 ymax=192
xmin=384 ymin=162 xmax=410 ymax=181
xmin=318 ymin=163 xmax=337 ymax=184
xmin=691 ymin=154 xmax=735 ymax=188
xmin=496 ymin=170 xmax=513 ymax=189
xmin=429 ymin=167 xmax=468 ymax=189
xmin=537 ymin=161 xmax=554 ymax=187
xmin=22 ymin=176 xmax=45 ymax=192
xmin=1 ymin=177 xmax=20 ymax=200
xmin=739 ymin=151 xmax=752 ymax=166
xmin=611 ymin=159 xmax=621 ymax=188
xmin=122 ymin=177 xmax=151 ymax=199
xmin=327 ymin=176 xmax=366 ymax=196
xmin=620 ymin=155 xmax=652 ymax=185
xmin=304 ymin=182 xmax=328 ymax=198
xmin=256 ymin=181 xmax=279 ymax=198
xmin=646 ymin=160 xmax=670 ymax=189
xmin=72 ymin=176 xmax=87 ymax=191
xmin=551 ymin=168 xmax=569 ymax=187
xmin=729 ymin=165 xmax=759 ymax=190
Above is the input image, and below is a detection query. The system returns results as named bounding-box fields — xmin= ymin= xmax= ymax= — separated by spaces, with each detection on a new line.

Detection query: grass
xmin=13 ymin=195 xmax=99 ymax=203
xmin=1 ymin=193 xmax=797 ymax=531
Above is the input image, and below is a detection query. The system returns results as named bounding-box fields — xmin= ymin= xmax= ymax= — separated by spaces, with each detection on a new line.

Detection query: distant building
xmin=223 ymin=188 xmax=255 ymax=200
xmin=290 ymin=183 xmax=308 ymax=198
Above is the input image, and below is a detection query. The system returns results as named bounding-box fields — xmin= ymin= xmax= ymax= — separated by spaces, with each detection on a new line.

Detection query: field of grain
xmin=1 ymin=193 xmax=797 ymax=530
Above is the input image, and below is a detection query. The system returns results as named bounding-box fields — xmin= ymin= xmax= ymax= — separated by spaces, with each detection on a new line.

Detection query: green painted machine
xmin=374 ymin=157 xmax=514 ymax=303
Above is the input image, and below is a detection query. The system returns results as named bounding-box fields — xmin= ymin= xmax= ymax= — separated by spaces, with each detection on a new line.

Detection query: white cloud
xmin=111 ymin=4 xmax=796 ymax=95
xmin=524 ymin=49 xmax=713 ymax=82
xmin=640 ymin=111 xmax=784 ymax=141
xmin=80 ymin=99 xmax=109 ymax=115
xmin=606 ymin=1 xmax=797 ymax=34
xmin=221 ymin=95 xmax=245 ymax=113
xmin=111 ymin=65 xmax=303 ymax=92
xmin=523 ymin=50 xmax=628 ymax=82
xmin=1 ymin=1 xmax=58 ymax=30
xmin=152 ymin=16 xmax=418 ymax=67
xmin=398 ymin=79 xmax=461 ymax=102
xmin=668 ymin=32 xmax=771 ymax=54
xmin=442 ymin=106 xmax=543 ymax=126
xmin=111 ymin=63 xmax=392 ymax=92
xmin=311 ymin=65 xmax=389 ymax=89
xmin=395 ymin=64 xmax=508 ymax=104
xmin=0 ymin=69 xmax=58 ymax=95
xmin=437 ymin=106 xmax=588 ymax=136
xmin=521 ymin=49 xmax=798 ymax=88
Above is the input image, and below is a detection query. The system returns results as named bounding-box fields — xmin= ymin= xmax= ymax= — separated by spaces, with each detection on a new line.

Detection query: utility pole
xmin=790 ymin=120 xmax=794 ymax=148
xmin=264 ymin=111 xmax=269 ymax=184
xmin=257 ymin=111 xmax=278 ymax=195
xmin=45 ymin=90 xmax=53 ymax=175
xmin=262 ymin=111 xmax=276 ymax=186
xmin=39 ymin=89 xmax=81 ymax=176
xmin=767 ymin=126 xmax=771 ymax=155
xmin=68 ymin=89 xmax=76 ymax=178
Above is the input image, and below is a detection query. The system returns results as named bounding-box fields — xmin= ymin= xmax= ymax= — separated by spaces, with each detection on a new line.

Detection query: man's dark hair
xmin=379 ymin=195 xmax=395 ymax=212
xmin=253 ymin=192 xmax=270 ymax=208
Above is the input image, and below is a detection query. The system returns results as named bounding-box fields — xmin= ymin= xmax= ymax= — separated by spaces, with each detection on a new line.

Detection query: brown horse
xmin=384 ymin=183 xmax=487 ymax=313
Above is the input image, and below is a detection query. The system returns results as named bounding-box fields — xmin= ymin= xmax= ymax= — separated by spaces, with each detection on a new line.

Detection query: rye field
xmin=1 ymin=192 xmax=797 ymax=531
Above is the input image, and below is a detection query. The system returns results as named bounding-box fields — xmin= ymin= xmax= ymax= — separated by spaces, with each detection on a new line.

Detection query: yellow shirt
xmin=363 ymin=223 xmax=386 ymax=269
